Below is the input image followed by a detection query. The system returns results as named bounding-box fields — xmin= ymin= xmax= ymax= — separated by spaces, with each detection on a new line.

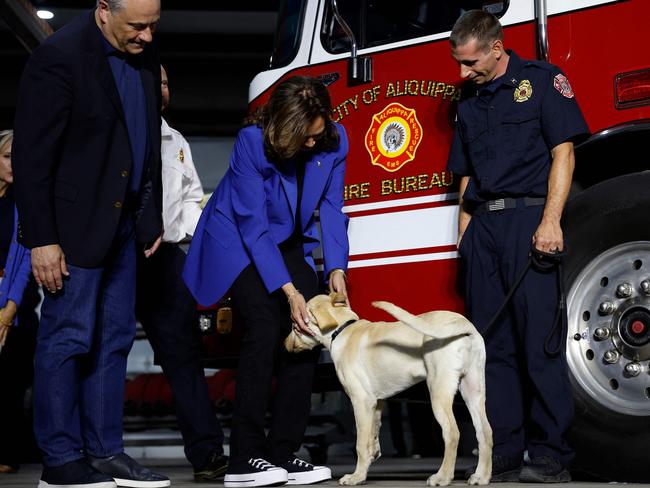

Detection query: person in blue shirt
xmin=446 ymin=10 xmax=589 ymax=483
xmin=184 ymin=76 xmax=349 ymax=488
xmin=12 ymin=2 xmax=168 ymax=487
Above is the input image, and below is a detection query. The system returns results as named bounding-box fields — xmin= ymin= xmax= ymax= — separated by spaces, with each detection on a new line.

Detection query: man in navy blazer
xmin=183 ymin=123 xmax=349 ymax=307
xmin=12 ymin=2 xmax=168 ymax=488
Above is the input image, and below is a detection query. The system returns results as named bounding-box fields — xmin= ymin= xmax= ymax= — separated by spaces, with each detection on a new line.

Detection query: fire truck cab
xmin=246 ymin=0 xmax=650 ymax=481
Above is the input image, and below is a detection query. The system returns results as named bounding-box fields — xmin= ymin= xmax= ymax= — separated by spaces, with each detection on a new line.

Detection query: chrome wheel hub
xmin=567 ymin=241 xmax=650 ymax=416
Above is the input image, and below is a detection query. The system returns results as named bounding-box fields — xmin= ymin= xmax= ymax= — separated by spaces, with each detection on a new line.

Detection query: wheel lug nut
xmin=593 ymin=327 xmax=611 ymax=340
xmin=624 ymin=362 xmax=642 ymax=377
xmin=573 ymin=333 xmax=582 ymax=341
xmin=641 ymin=280 xmax=650 ymax=295
xmin=599 ymin=301 xmax=616 ymax=315
xmin=603 ymin=350 xmax=620 ymax=364
xmin=616 ymin=282 xmax=633 ymax=298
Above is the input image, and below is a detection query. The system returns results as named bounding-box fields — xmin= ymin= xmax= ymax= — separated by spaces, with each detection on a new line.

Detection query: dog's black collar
xmin=330 ymin=319 xmax=357 ymax=343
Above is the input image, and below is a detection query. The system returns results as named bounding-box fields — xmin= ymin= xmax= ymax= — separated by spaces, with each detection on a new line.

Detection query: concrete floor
xmin=3 ymin=457 xmax=650 ymax=488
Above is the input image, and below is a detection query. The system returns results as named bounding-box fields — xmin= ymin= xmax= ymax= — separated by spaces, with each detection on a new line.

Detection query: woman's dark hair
xmin=249 ymin=76 xmax=339 ymax=161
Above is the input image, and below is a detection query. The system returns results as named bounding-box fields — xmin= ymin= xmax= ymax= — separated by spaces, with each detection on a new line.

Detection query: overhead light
xmin=37 ymin=10 xmax=54 ymax=20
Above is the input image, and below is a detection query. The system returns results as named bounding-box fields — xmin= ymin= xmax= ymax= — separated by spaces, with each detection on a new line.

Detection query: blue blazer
xmin=0 ymin=209 xmax=32 ymax=315
xmin=183 ymin=123 xmax=349 ymax=306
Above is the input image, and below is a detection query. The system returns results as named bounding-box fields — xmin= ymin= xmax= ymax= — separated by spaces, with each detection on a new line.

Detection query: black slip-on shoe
xmin=39 ymin=459 xmax=116 ymax=488
xmin=463 ymin=455 xmax=522 ymax=482
xmin=519 ymin=456 xmax=571 ymax=483
xmin=193 ymin=452 xmax=228 ymax=481
xmin=86 ymin=453 xmax=170 ymax=488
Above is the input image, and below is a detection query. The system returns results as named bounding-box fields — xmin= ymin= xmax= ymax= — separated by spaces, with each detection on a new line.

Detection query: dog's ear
xmin=331 ymin=292 xmax=347 ymax=307
xmin=311 ymin=303 xmax=339 ymax=333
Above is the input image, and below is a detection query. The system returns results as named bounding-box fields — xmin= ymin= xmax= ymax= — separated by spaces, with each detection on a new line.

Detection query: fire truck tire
xmin=563 ymin=172 xmax=650 ymax=482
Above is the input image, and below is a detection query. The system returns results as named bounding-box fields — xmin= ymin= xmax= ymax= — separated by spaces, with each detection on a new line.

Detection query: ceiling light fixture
xmin=37 ymin=10 xmax=54 ymax=20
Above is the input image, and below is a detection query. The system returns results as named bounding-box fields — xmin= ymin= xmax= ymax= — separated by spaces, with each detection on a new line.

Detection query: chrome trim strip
xmin=536 ymin=0 xmax=549 ymax=61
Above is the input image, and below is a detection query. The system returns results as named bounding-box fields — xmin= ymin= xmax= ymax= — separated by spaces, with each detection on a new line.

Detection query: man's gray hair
xmin=97 ymin=0 xmax=124 ymax=11
xmin=450 ymin=10 xmax=503 ymax=52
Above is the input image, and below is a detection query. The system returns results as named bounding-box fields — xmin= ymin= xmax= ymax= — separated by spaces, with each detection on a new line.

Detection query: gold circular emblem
xmin=364 ymin=103 xmax=423 ymax=172
xmin=514 ymin=79 xmax=533 ymax=103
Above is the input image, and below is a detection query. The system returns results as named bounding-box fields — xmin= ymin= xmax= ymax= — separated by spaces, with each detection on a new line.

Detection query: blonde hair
xmin=0 ymin=130 xmax=13 ymax=153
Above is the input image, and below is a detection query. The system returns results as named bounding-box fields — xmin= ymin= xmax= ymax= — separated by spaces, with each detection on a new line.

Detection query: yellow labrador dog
xmin=285 ymin=294 xmax=492 ymax=486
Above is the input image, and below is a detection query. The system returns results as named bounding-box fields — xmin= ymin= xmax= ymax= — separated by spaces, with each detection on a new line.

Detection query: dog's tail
xmin=372 ymin=301 xmax=477 ymax=339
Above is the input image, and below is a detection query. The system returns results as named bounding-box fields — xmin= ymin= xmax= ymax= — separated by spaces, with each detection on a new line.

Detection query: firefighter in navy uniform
xmin=446 ymin=10 xmax=589 ymax=483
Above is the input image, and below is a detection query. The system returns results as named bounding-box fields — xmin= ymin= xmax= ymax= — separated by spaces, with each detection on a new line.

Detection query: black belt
xmin=476 ymin=196 xmax=546 ymax=213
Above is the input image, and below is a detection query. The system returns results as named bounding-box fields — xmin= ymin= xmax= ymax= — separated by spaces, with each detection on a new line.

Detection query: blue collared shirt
xmin=103 ymin=36 xmax=148 ymax=194
xmin=447 ymin=50 xmax=589 ymax=205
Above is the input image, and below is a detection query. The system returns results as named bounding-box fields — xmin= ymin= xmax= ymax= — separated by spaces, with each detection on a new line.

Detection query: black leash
xmin=480 ymin=247 xmax=567 ymax=358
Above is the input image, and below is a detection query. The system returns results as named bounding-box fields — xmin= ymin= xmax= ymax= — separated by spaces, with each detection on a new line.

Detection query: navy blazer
xmin=12 ymin=10 xmax=162 ymax=267
xmin=183 ymin=124 xmax=349 ymax=306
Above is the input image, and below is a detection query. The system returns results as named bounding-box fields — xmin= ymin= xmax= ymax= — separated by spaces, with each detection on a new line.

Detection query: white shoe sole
xmin=113 ymin=478 xmax=170 ymax=488
xmin=287 ymin=466 xmax=332 ymax=485
xmin=38 ymin=481 xmax=117 ymax=488
xmin=224 ymin=467 xmax=288 ymax=487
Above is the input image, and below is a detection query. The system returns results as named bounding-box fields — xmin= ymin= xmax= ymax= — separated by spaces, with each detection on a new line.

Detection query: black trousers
xmin=0 ymin=278 xmax=40 ymax=468
xmin=229 ymin=245 xmax=319 ymax=467
xmin=460 ymin=205 xmax=573 ymax=465
xmin=136 ymin=243 xmax=224 ymax=470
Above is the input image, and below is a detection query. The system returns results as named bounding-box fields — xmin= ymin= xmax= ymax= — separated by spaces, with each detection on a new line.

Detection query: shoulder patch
xmin=553 ymin=74 xmax=574 ymax=98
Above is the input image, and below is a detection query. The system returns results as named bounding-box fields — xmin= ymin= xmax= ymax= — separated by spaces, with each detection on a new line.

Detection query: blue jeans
xmin=34 ymin=217 xmax=137 ymax=467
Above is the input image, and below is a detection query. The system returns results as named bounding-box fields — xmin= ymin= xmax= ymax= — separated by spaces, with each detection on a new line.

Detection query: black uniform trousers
xmin=136 ymin=243 xmax=224 ymax=470
xmin=228 ymin=243 xmax=320 ymax=467
xmin=459 ymin=203 xmax=574 ymax=466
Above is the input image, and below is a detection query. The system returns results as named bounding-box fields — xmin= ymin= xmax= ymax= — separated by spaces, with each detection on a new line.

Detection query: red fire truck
xmin=242 ymin=0 xmax=650 ymax=481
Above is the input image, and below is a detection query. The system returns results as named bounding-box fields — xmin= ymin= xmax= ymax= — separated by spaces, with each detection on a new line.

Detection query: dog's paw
xmin=339 ymin=473 xmax=367 ymax=485
xmin=426 ymin=472 xmax=453 ymax=486
xmin=467 ymin=473 xmax=490 ymax=486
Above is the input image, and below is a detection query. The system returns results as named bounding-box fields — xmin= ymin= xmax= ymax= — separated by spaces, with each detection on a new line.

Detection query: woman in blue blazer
xmin=183 ymin=76 xmax=349 ymax=487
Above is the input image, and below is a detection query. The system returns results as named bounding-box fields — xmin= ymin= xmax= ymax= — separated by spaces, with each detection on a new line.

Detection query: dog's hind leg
xmin=426 ymin=373 xmax=460 ymax=487
xmin=459 ymin=366 xmax=492 ymax=485
xmin=339 ymin=392 xmax=377 ymax=486
xmin=371 ymin=400 xmax=384 ymax=461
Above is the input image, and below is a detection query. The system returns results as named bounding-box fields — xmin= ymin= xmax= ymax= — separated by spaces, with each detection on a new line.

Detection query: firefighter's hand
xmin=0 ymin=300 xmax=17 ymax=346
xmin=144 ymin=235 xmax=162 ymax=258
xmin=31 ymin=244 xmax=70 ymax=293
xmin=533 ymin=218 xmax=564 ymax=254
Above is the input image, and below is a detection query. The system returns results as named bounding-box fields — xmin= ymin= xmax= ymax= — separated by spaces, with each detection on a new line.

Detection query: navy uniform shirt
xmin=447 ymin=50 xmax=589 ymax=206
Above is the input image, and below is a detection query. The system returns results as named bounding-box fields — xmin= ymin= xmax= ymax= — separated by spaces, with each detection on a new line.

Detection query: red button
xmin=631 ymin=321 xmax=645 ymax=334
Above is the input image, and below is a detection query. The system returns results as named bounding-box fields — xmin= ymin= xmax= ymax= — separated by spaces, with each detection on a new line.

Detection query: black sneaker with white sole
xmin=39 ymin=459 xmax=117 ymax=488
xmin=276 ymin=458 xmax=331 ymax=485
xmin=224 ymin=458 xmax=288 ymax=488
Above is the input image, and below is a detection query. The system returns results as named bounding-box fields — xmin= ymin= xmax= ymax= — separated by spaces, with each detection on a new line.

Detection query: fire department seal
xmin=514 ymin=79 xmax=533 ymax=102
xmin=364 ymin=102 xmax=423 ymax=172
xmin=553 ymin=73 xmax=574 ymax=98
